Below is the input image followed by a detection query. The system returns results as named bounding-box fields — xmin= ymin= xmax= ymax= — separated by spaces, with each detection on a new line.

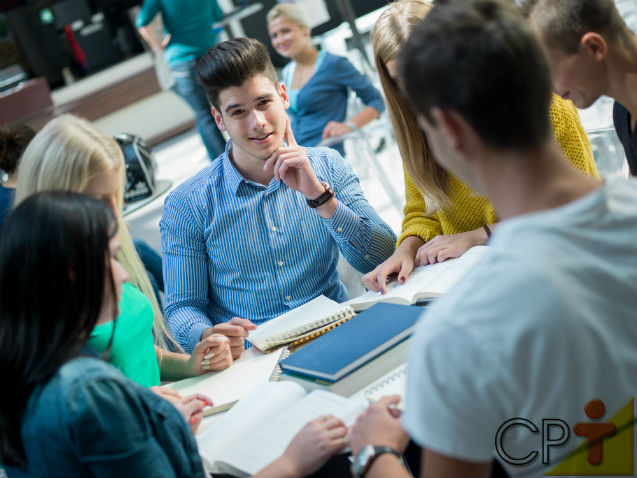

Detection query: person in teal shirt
xmin=89 ymin=282 xmax=160 ymax=387
xmin=136 ymin=0 xmax=227 ymax=160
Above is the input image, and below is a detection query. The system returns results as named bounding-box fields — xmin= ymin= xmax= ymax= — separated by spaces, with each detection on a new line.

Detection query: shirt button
xmin=271 ymin=226 xmax=277 ymax=231
xmin=285 ymin=295 xmax=291 ymax=301
xmin=337 ymin=227 xmax=343 ymax=233
xmin=278 ymin=261 xmax=284 ymax=267
xmin=365 ymin=254 xmax=370 ymax=260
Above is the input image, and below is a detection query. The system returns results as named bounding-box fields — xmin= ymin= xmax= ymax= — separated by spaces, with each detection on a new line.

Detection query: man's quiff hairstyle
xmin=400 ymin=0 xmax=553 ymax=151
xmin=520 ymin=0 xmax=633 ymax=54
xmin=197 ymin=38 xmax=279 ymax=110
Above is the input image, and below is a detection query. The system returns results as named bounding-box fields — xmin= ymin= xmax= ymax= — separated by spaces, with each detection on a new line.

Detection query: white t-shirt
xmin=403 ymin=177 xmax=637 ymax=477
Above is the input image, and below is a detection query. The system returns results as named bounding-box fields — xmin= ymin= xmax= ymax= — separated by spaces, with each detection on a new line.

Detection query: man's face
xmin=212 ymin=74 xmax=289 ymax=163
xmin=545 ymin=40 xmax=608 ymax=109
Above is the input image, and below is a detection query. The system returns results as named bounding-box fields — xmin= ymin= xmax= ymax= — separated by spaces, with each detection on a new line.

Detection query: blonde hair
xmin=372 ymin=0 xmax=449 ymax=213
xmin=266 ymin=3 xmax=309 ymax=29
xmin=16 ymin=114 xmax=177 ymax=352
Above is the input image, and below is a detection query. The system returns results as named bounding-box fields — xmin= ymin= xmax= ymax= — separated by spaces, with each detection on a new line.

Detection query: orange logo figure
xmin=573 ymin=399 xmax=617 ymax=465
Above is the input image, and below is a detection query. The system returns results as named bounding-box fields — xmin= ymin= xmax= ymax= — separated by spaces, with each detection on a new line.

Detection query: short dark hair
xmin=0 ymin=123 xmax=35 ymax=174
xmin=400 ymin=0 xmax=552 ymax=151
xmin=0 ymin=191 xmax=116 ymax=468
xmin=197 ymin=37 xmax=279 ymax=110
xmin=519 ymin=0 xmax=632 ymax=54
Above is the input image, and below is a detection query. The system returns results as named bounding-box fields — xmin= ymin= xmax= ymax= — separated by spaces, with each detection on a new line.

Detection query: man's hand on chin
xmin=263 ymin=117 xmax=323 ymax=196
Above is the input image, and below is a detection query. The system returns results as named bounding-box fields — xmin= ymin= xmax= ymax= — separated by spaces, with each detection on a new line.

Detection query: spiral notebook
xmin=354 ymin=363 xmax=408 ymax=410
xmin=247 ymin=295 xmax=355 ymax=352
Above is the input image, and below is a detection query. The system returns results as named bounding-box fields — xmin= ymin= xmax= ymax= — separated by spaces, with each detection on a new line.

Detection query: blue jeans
xmin=171 ymin=59 xmax=226 ymax=160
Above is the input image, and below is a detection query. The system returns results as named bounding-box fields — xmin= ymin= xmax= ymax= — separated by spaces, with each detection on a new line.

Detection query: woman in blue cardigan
xmin=267 ymin=3 xmax=385 ymax=156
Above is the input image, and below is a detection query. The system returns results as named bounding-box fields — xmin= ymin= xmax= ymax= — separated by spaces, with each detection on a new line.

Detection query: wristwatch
xmin=351 ymin=444 xmax=401 ymax=478
xmin=306 ymin=181 xmax=335 ymax=208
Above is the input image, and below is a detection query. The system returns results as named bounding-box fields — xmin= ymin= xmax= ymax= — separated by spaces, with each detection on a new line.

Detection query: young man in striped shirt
xmin=160 ymin=38 xmax=396 ymax=354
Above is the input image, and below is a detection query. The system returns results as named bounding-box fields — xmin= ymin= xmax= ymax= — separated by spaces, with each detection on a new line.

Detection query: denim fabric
xmin=171 ymin=59 xmax=226 ymax=161
xmin=4 ymin=349 xmax=205 ymax=477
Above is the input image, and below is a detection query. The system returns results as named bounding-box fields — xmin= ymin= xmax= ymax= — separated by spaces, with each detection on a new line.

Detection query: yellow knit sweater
xmin=397 ymin=94 xmax=599 ymax=246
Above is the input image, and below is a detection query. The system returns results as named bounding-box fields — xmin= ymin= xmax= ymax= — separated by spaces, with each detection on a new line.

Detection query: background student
xmin=361 ymin=0 xmax=599 ymax=292
xmin=136 ymin=0 xmax=227 ymax=161
xmin=0 ymin=124 xmax=34 ymax=234
xmin=348 ymin=1 xmax=636 ymax=476
xmin=0 ymin=192 xmax=348 ymax=477
xmin=521 ymin=0 xmax=637 ymax=176
xmin=161 ymin=38 xmax=396 ymax=354
xmin=266 ymin=3 xmax=385 ymax=156
xmin=16 ymin=115 xmax=232 ymax=387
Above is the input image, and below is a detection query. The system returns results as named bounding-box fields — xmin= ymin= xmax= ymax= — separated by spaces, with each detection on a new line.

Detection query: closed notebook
xmin=247 ymin=295 xmax=355 ymax=353
xmin=280 ymin=338 xmax=409 ymax=397
xmin=279 ymin=303 xmax=423 ymax=382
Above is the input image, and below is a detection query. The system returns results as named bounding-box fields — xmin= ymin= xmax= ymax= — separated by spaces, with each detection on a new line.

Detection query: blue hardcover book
xmin=279 ymin=303 xmax=424 ymax=382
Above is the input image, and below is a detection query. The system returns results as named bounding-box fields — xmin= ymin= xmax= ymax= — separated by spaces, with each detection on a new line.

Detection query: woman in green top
xmin=16 ymin=115 xmax=233 ymax=387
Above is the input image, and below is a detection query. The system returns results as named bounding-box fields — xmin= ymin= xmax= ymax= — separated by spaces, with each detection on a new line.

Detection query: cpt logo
xmin=495 ymin=398 xmax=634 ymax=476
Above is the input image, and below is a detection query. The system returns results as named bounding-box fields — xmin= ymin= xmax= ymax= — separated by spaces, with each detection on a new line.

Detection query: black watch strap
xmin=306 ymin=181 xmax=335 ymax=208
xmin=352 ymin=445 xmax=401 ymax=478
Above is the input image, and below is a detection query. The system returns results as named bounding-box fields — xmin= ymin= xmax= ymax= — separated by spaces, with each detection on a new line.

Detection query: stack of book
xmin=279 ymin=302 xmax=423 ymax=397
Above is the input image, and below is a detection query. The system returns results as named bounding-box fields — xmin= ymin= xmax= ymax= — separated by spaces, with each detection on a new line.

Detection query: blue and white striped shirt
xmin=160 ymin=141 xmax=396 ymax=352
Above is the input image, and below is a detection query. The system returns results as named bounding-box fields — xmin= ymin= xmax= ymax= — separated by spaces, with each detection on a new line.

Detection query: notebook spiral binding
xmin=269 ymin=347 xmax=291 ymax=382
xmin=263 ymin=307 xmax=355 ymax=347
xmin=363 ymin=364 xmax=407 ymax=403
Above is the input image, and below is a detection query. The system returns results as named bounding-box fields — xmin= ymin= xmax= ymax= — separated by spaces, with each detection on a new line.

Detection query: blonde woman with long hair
xmin=266 ymin=3 xmax=384 ymax=156
xmin=16 ymin=115 xmax=232 ymax=385
xmin=362 ymin=0 xmax=598 ymax=291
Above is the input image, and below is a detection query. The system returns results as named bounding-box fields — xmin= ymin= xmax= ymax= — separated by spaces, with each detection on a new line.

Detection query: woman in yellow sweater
xmin=363 ymin=0 xmax=598 ymax=291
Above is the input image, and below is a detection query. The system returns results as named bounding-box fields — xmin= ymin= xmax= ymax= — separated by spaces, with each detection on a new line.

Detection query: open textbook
xmin=166 ymin=347 xmax=284 ymax=416
xmin=196 ymin=381 xmax=365 ymax=476
xmin=349 ymin=245 xmax=489 ymax=311
xmin=247 ymin=295 xmax=355 ymax=352
xmin=196 ymin=366 xmax=411 ymax=477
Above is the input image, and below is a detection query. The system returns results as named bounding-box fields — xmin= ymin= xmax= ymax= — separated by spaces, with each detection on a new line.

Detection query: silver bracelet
xmin=344 ymin=120 xmax=358 ymax=131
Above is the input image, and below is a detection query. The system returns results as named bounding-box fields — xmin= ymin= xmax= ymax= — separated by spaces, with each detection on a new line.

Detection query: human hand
xmin=204 ymin=317 xmax=257 ymax=360
xmin=189 ymin=333 xmax=232 ymax=374
xmin=415 ymin=228 xmax=487 ymax=266
xmin=361 ymin=248 xmax=417 ymax=294
xmin=151 ymin=387 xmax=211 ymax=434
xmin=263 ymin=117 xmax=325 ymax=199
xmin=321 ymin=121 xmax=353 ymax=140
xmin=348 ymin=395 xmax=410 ymax=456
xmin=274 ymin=415 xmax=348 ymax=477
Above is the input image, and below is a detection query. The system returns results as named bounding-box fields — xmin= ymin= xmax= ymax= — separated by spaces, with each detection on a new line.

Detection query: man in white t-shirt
xmin=347 ymin=1 xmax=637 ymax=477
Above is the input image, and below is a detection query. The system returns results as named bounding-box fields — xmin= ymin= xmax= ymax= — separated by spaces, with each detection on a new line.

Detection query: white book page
xmin=350 ymin=364 xmax=408 ymax=410
xmin=213 ymin=389 xmax=365 ymax=475
xmin=166 ymin=348 xmax=284 ymax=409
xmin=349 ymin=246 xmax=488 ymax=310
xmin=197 ymin=381 xmax=308 ymax=469
xmin=248 ymin=295 xmax=344 ymax=347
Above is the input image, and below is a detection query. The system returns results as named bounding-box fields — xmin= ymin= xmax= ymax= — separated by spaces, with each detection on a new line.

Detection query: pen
xmin=388 ymin=402 xmax=402 ymax=418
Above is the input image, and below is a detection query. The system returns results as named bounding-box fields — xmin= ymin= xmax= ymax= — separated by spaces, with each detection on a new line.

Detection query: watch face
xmin=353 ymin=444 xmax=375 ymax=477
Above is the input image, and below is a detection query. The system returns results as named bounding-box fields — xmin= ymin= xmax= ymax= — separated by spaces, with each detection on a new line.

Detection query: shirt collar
xmin=222 ymin=139 xmax=282 ymax=195
xmin=222 ymin=140 xmax=245 ymax=194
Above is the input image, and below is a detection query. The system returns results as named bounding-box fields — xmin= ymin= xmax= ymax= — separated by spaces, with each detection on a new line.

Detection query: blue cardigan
xmin=283 ymin=52 xmax=385 ymax=155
